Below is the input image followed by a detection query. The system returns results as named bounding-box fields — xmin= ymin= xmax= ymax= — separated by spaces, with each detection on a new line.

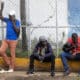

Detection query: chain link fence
xmin=0 ymin=0 xmax=80 ymax=57
xmin=0 ymin=25 xmax=80 ymax=57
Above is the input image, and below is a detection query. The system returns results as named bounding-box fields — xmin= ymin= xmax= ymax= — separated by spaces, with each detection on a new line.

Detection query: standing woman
xmin=0 ymin=1 xmax=20 ymax=73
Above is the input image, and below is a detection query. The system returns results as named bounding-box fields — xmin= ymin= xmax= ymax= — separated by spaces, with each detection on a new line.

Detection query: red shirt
xmin=68 ymin=37 xmax=80 ymax=54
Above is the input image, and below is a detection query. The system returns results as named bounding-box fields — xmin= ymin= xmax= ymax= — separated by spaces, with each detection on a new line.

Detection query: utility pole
xmin=55 ymin=0 xmax=58 ymax=57
xmin=20 ymin=0 xmax=28 ymax=51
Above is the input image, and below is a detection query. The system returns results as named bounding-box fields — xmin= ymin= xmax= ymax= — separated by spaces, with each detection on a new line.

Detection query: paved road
xmin=0 ymin=71 xmax=80 ymax=80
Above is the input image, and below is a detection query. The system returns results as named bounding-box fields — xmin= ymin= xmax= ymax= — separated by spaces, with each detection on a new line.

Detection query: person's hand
xmin=1 ymin=1 xmax=4 ymax=12
xmin=72 ymin=52 xmax=76 ymax=56
xmin=0 ymin=10 xmax=2 ymax=16
xmin=39 ymin=56 xmax=44 ymax=62
xmin=71 ymin=53 xmax=76 ymax=59
xmin=0 ymin=2 xmax=4 ymax=16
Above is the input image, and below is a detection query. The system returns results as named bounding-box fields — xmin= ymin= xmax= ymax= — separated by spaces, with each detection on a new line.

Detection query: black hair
xmin=72 ymin=33 xmax=78 ymax=38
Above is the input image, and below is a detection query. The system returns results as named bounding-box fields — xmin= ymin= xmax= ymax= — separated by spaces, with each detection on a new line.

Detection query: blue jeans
xmin=60 ymin=52 xmax=80 ymax=71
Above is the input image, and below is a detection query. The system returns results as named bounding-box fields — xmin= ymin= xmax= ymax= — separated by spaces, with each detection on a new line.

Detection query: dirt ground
xmin=0 ymin=72 xmax=80 ymax=80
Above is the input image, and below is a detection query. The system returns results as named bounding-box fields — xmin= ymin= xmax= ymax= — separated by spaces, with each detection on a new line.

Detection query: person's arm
xmin=12 ymin=20 xmax=20 ymax=34
xmin=44 ymin=43 xmax=53 ymax=57
xmin=33 ymin=43 xmax=39 ymax=54
xmin=0 ymin=1 xmax=4 ymax=20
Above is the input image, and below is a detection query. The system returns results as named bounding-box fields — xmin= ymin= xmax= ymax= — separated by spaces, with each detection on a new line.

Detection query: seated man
xmin=61 ymin=33 xmax=80 ymax=76
xmin=27 ymin=36 xmax=55 ymax=76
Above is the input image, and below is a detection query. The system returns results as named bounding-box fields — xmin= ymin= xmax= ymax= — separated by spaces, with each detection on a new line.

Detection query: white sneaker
xmin=7 ymin=69 xmax=14 ymax=72
xmin=0 ymin=69 xmax=6 ymax=73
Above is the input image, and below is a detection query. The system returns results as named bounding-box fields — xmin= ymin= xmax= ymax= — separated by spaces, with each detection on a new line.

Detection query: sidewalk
xmin=0 ymin=71 xmax=80 ymax=80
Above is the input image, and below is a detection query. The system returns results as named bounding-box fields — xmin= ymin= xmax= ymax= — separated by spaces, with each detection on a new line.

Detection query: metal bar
xmin=55 ymin=0 xmax=58 ymax=57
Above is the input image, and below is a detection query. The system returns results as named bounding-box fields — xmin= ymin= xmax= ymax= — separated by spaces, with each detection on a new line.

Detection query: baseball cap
xmin=9 ymin=10 xmax=16 ymax=16
xmin=39 ymin=36 xmax=47 ymax=42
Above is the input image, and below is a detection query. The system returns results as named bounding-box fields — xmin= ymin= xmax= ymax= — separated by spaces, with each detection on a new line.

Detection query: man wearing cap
xmin=27 ymin=36 xmax=55 ymax=76
xmin=0 ymin=2 xmax=20 ymax=73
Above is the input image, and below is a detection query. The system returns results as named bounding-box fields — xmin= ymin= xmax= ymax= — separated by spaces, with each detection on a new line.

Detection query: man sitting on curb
xmin=61 ymin=33 xmax=80 ymax=76
xmin=27 ymin=36 xmax=55 ymax=76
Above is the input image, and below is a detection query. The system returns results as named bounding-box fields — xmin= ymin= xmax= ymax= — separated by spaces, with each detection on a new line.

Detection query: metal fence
xmin=0 ymin=0 xmax=79 ymax=58
xmin=0 ymin=25 xmax=80 ymax=57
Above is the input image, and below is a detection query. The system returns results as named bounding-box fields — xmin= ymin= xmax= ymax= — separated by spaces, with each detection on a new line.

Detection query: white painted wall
xmin=0 ymin=0 xmax=68 ymax=43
